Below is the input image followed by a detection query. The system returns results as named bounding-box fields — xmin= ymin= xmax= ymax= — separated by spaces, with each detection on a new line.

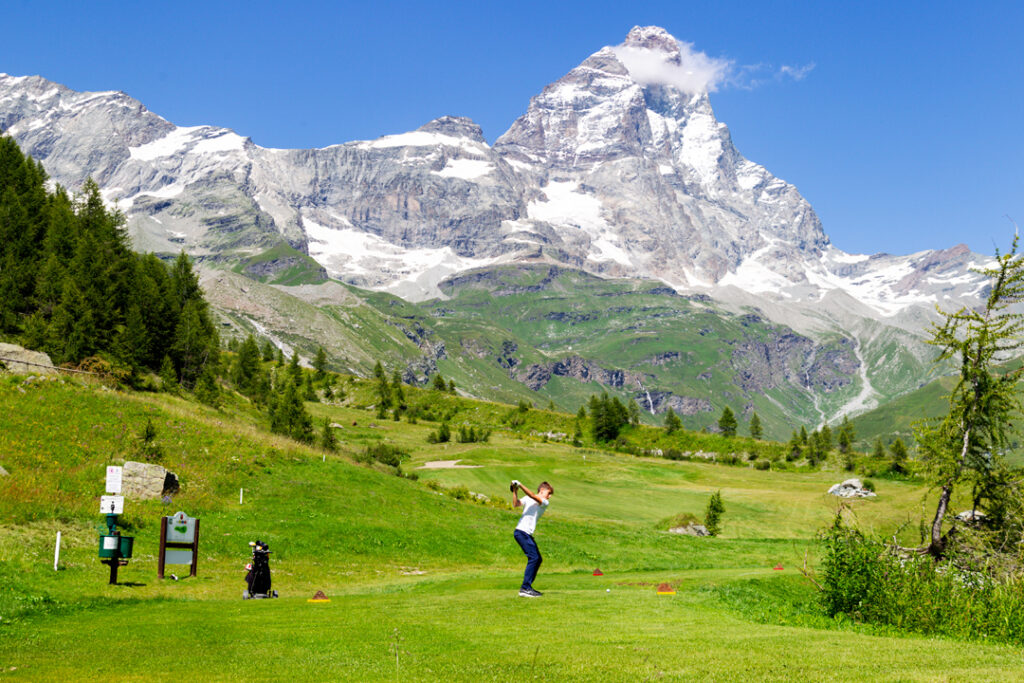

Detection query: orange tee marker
xmin=656 ymin=582 xmax=675 ymax=595
xmin=308 ymin=590 xmax=331 ymax=603
xmin=593 ymin=569 xmax=604 ymax=576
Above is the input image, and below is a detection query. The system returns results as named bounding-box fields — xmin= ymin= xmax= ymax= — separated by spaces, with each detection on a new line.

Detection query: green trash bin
xmin=98 ymin=535 xmax=134 ymax=559
xmin=99 ymin=535 xmax=119 ymax=559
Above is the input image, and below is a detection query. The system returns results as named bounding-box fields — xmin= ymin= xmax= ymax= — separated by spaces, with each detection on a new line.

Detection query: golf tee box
xmin=656 ymin=582 xmax=676 ymax=595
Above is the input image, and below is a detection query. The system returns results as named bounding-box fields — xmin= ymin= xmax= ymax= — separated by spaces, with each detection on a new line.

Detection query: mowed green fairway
xmin=1 ymin=380 xmax=1022 ymax=681
xmin=6 ymin=576 xmax=1024 ymax=682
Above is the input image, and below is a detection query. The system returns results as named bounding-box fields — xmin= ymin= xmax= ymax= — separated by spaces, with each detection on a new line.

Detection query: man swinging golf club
xmin=511 ymin=479 xmax=553 ymax=597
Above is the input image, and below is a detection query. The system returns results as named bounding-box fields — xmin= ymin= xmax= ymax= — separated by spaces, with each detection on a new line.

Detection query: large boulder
xmin=827 ymin=478 xmax=876 ymax=498
xmin=122 ymin=461 xmax=180 ymax=500
xmin=668 ymin=523 xmax=711 ymax=536
xmin=0 ymin=343 xmax=56 ymax=375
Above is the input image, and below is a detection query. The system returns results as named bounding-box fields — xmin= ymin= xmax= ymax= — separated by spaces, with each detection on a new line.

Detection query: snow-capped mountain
xmin=0 ymin=26 xmax=987 ymax=316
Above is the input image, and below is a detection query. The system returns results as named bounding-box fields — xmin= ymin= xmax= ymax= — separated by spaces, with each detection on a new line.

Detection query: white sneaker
xmin=518 ymin=588 xmax=541 ymax=597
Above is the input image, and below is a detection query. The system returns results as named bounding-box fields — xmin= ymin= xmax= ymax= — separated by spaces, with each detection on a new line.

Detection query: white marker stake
xmin=54 ymin=531 xmax=61 ymax=571
xmin=239 ymin=488 xmax=244 ymax=505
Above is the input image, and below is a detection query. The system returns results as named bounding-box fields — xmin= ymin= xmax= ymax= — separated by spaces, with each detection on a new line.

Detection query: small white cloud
xmin=610 ymin=42 xmax=732 ymax=94
xmin=611 ymin=39 xmax=813 ymax=94
xmin=779 ymin=63 xmax=815 ymax=82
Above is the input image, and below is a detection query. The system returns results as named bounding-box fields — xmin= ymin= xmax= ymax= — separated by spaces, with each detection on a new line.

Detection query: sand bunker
xmin=418 ymin=460 xmax=482 ymax=469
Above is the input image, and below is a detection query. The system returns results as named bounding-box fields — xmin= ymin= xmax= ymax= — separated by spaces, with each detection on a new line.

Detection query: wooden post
xmin=190 ymin=518 xmax=200 ymax=577
xmin=158 ymin=515 xmax=168 ymax=579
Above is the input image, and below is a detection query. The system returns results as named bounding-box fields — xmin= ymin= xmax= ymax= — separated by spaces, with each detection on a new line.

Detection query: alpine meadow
xmin=2 ymin=16 xmax=1024 ymax=683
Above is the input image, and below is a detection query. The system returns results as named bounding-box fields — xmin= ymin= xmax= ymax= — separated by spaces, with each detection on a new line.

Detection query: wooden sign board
xmin=100 ymin=495 xmax=124 ymax=514
xmin=166 ymin=511 xmax=197 ymax=544
xmin=105 ymin=466 xmax=122 ymax=494
xmin=158 ymin=511 xmax=200 ymax=579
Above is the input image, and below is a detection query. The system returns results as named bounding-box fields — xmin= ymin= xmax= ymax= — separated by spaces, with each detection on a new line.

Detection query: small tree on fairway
xmin=749 ymin=412 xmax=763 ymax=440
xmin=664 ymin=408 xmax=682 ymax=435
xmin=704 ymin=491 xmax=725 ymax=536
xmin=718 ymin=406 xmax=737 ymax=437
xmin=320 ymin=418 xmax=338 ymax=452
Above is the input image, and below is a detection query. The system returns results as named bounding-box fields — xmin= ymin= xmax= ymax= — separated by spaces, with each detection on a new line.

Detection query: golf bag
xmin=243 ymin=540 xmax=278 ymax=599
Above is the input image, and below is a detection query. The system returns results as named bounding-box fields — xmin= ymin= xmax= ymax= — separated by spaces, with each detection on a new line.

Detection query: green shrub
xmin=818 ymin=515 xmax=1024 ymax=643
xmin=361 ymin=443 xmax=408 ymax=468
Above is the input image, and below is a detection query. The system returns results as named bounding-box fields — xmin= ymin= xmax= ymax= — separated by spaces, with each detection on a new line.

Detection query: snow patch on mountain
xmin=304 ymin=216 xmax=500 ymax=299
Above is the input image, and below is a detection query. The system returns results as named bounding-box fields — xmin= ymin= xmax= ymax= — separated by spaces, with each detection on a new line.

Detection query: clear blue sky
xmin=2 ymin=0 xmax=1022 ymax=257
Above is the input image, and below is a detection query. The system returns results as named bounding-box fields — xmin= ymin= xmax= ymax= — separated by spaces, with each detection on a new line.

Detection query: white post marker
xmin=239 ymin=488 xmax=244 ymax=505
xmin=54 ymin=531 xmax=61 ymax=571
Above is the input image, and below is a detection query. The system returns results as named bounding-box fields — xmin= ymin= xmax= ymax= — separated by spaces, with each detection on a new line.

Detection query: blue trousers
xmin=514 ymin=529 xmax=542 ymax=590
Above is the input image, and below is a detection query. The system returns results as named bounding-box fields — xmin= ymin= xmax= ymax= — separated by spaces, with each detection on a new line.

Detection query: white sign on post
xmin=166 ymin=511 xmax=197 ymax=544
xmin=100 ymin=495 xmax=124 ymax=514
xmin=105 ymin=466 xmax=123 ymax=494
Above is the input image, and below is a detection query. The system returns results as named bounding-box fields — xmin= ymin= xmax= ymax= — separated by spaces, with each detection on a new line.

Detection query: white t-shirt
xmin=515 ymin=496 xmax=549 ymax=536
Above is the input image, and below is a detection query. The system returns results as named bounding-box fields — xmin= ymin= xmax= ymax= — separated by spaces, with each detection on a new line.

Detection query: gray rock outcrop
xmin=668 ymin=524 xmax=710 ymax=536
xmin=827 ymin=478 xmax=876 ymax=498
xmin=122 ymin=461 xmax=180 ymax=500
xmin=0 ymin=343 xmax=56 ymax=375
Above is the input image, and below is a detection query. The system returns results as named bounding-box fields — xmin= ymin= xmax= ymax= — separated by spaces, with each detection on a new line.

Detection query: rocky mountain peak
xmin=621 ymin=25 xmax=682 ymax=59
xmin=417 ymin=116 xmax=485 ymax=143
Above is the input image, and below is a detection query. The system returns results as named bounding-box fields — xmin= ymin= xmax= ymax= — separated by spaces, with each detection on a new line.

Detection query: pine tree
xmin=704 ymin=491 xmax=725 ymax=536
xmin=374 ymin=361 xmax=392 ymax=416
xmin=889 ymin=437 xmax=909 ymax=474
xmin=314 ymin=346 xmax=328 ymax=380
xmin=261 ymin=340 xmax=275 ymax=362
xmin=837 ymin=415 xmax=855 ymax=453
xmin=749 ymin=412 xmax=763 ymax=440
xmin=159 ymin=355 xmax=178 ymax=392
xmin=194 ymin=365 xmax=221 ymax=408
xmin=448 ymin=379 xmax=456 ymax=393
xmin=916 ymin=234 xmax=1024 ymax=556
xmin=718 ymin=406 xmax=737 ymax=437
xmin=664 ymin=408 xmax=682 ymax=435
xmin=391 ymin=370 xmax=405 ymax=406
xmin=787 ymin=430 xmax=802 ymax=461
xmin=232 ymin=335 xmax=261 ymax=395
xmin=799 ymin=426 xmax=808 ymax=444
xmin=303 ymin=373 xmax=318 ymax=402
xmin=820 ymin=424 xmax=833 ymax=451
xmin=432 ymin=373 xmax=447 ymax=391
xmin=872 ymin=437 xmax=885 ymax=459
xmin=627 ymin=398 xmax=641 ymax=425
xmin=320 ymin=418 xmax=338 ymax=452
xmin=288 ymin=351 xmax=302 ymax=387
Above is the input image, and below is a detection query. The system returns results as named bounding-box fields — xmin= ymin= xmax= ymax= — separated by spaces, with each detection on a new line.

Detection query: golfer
xmin=511 ymin=480 xmax=553 ymax=597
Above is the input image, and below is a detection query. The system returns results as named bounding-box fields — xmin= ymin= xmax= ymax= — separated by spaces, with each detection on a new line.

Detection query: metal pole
xmin=54 ymin=531 xmax=61 ymax=570
xmin=239 ymin=488 xmax=244 ymax=504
